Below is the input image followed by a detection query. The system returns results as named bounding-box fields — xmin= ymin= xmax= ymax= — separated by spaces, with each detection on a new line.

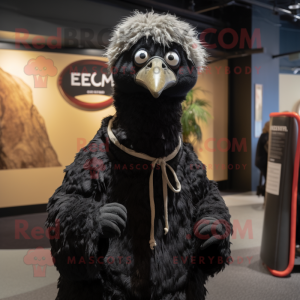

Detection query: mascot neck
xmin=112 ymin=89 xmax=183 ymax=158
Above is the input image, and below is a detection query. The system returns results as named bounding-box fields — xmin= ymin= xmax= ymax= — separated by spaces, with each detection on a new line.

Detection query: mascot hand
xmin=99 ymin=203 xmax=127 ymax=238
xmin=195 ymin=217 xmax=230 ymax=250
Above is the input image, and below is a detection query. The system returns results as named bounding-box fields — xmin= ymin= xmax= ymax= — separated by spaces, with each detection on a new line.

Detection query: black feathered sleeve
xmin=45 ymin=132 xmax=109 ymax=281
xmin=187 ymin=147 xmax=232 ymax=277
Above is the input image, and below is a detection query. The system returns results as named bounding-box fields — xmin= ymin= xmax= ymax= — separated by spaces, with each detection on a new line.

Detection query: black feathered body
xmin=46 ymin=114 xmax=232 ymax=300
xmin=46 ymin=32 xmax=232 ymax=300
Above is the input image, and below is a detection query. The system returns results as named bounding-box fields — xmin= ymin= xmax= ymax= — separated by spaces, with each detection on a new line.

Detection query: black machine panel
xmin=260 ymin=116 xmax=298 ymax=272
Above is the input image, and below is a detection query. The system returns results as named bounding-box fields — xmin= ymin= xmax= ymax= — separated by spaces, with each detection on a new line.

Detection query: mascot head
xmin=105 ymin=11 xmax=207 ymax=100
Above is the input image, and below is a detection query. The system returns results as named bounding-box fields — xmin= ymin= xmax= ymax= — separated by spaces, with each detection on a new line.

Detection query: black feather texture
xmin=45 ymin=38 xmax=232 ymax=300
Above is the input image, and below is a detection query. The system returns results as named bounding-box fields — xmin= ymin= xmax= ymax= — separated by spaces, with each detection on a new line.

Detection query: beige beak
xmin=135 ymin=57 xmax=177 ymax=98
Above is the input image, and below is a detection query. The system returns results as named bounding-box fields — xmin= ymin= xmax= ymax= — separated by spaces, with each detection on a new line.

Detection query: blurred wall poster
xmin=255 ymin=84 xmax=263 ymax=137
xmin=0 ymin=49 xmax=115 ymax=171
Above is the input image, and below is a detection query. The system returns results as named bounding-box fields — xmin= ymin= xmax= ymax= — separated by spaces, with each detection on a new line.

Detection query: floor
xmin=0 ymin=192 xmax=299 ymax=299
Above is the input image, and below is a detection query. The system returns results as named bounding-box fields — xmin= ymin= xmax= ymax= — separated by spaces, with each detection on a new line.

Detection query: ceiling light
xmin=288 ymin=3 xmax=300 ymax=10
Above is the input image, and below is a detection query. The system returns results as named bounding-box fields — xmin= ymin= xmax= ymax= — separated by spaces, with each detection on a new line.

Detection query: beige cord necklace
xmin=107 ymin=115 xmax=182 ymax=250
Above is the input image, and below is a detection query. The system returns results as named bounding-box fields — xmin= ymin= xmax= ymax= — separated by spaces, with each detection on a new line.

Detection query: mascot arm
xmin=45 ymin=152 xmax=126 ymax=281
xmin=192 ymin=166 xmax=232 ymax=277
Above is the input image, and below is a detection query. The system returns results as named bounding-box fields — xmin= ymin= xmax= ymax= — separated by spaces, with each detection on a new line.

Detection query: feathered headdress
xmin=105 ymin=11 xmax=207 ymax=70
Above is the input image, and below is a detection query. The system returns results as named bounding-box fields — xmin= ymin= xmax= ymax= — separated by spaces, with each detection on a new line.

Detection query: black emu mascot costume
xmin=46 ymin=11 xmax=232 ymax=300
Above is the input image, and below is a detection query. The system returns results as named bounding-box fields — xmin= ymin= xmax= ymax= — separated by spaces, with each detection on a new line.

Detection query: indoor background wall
xmin=279 ymin=74 xmax=300 ymax=112
xmin=229 ymin=56 xmax=252 ymax=191
xmin=229 ymin=6 xmax=280 ymax=191
xmin=194 ymin=60 xmax=229 ymax=181
xmin=251 ymin=6 xmax=279 ymax=191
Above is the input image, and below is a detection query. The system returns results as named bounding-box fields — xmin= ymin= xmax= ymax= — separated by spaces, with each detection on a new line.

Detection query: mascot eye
xmin=165 ymin=51 xmax=180 ymax=67
xmin=134 ymin=49 xmax=149 ymax=65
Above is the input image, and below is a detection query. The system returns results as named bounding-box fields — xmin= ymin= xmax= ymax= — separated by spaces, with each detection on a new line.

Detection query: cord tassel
xmin=107 ymin=115 xmax=181 ymax=250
